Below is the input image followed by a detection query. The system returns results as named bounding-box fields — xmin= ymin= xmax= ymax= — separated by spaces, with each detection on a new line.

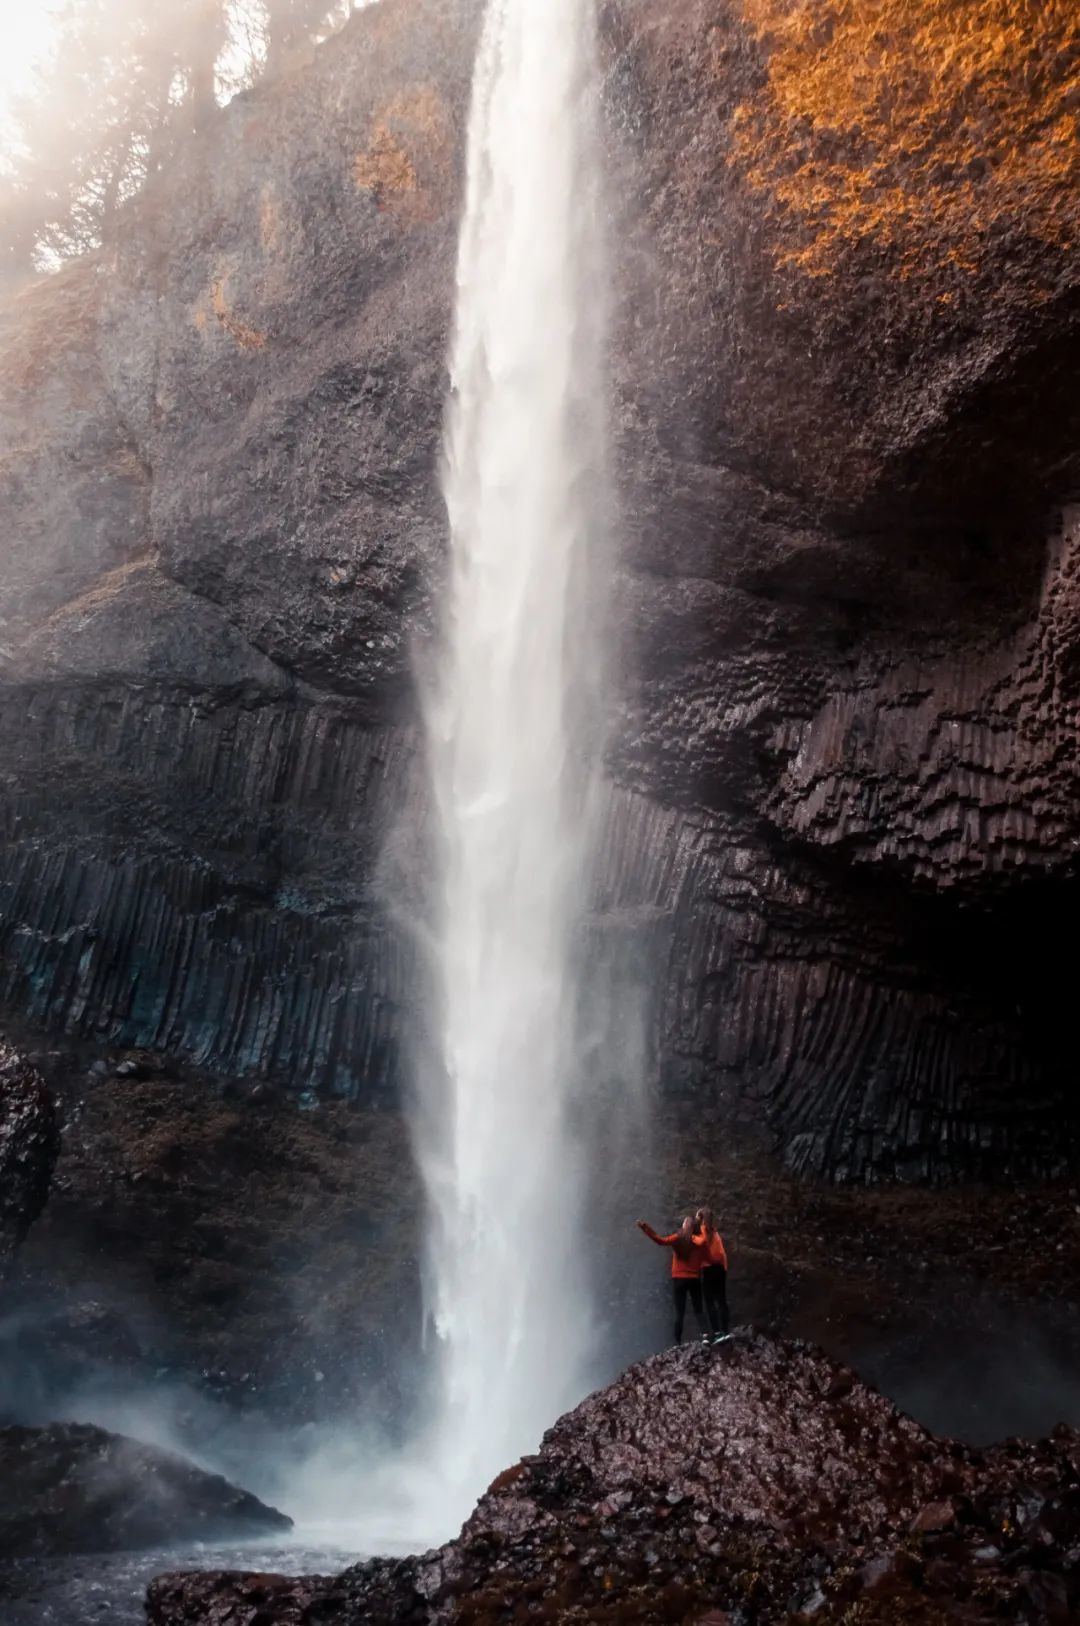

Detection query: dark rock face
xmin=9 ymin=1058 xmax=421 ymax=1420
xmin=0 ymin=0 xmax=475 ymax=1111
xmin=8 ymin=1031 xmax=1078 ymax=1442
xmin=5 ymin=1302 xmax=142 ymax=1402
xmin=147 ymin=1572 xmax=337 ymax=1626
xmin=0 ymin=0 xmax=1079 ymax=1229
xmin=0 ymin=1421 xmax=290 ymax=1557
xmin=600 ymin=0 xmax=1080 ymax=1180
xmin=145 ymin=1332 xmax=1080 ymax=1623
xmin=0 ymin=1042 xmax=58 ymax=1278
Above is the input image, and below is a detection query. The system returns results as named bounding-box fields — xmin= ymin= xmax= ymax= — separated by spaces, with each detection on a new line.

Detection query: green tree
xmin=263 ymin=0 xmax=353 ymax=71
xmin=5 ymin=0 xmax=140 ymax=262
xmin=0 ymin=0 xmax=358 ymax=278
xmin=0 ymin=176 xmax=41 ymax=291
xmin=4 ymin=0 xmax=232 ymax=268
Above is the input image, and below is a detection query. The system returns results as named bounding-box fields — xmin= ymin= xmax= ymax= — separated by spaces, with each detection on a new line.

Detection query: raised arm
xmin=637 ymin=1220 xmax=677 ymax=1246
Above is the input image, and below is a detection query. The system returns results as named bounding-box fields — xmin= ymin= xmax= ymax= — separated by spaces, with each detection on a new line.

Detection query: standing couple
xmin=637 ymin=1207 xmax=730 ymax=1346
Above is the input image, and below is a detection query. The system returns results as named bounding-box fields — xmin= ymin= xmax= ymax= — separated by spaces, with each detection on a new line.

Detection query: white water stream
xmin=411 ymin=0 xmax=611 ymax=1533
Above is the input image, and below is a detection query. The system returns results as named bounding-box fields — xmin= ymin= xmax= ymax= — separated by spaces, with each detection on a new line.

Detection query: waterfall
xmin=415 ymin=0 xmax=610 ymax=1527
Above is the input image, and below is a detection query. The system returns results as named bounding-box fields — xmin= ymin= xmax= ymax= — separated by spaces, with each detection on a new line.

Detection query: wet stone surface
xmin=145 ymin=1332 xmax=1080 ymax=1624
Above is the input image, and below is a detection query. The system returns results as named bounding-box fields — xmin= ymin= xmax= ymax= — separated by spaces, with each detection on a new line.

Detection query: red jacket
xmin=695 ymin=1227 xmax=728 ymax=1270
xmin=639 ymin=1223 xmax=705 ymax=1279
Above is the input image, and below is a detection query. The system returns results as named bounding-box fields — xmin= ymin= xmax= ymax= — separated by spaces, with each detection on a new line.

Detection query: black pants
xmin=672 ymin=1278 xmax=706 ymax=1344
xmin=702 ymin=1264 xmax=729 ymax=1335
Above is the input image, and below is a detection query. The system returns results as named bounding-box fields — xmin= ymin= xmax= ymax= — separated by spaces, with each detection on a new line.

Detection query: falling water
xmin=415 ymin=0 xmax=610 ymax=1526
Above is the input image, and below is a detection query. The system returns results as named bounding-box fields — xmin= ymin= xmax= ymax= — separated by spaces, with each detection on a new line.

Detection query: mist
xmin=0 ymin=0 xmax=364 ymax=283
xmin=2 ymin=0 xmax=1080 ymax=1619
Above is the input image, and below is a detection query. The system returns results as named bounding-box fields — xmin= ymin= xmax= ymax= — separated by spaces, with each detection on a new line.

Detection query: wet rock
xmin=0 ymin=1422 xmax=291 ymax=1558
xmin=146 ymin=1572 xmax=338 ymax=1626
xmin=1018 ymin=1568 xmax=1072 ymax=1622
xmin=149 ymin=1555 xmax=428 ymax=1626
xmin=532 ymin=1333 xmax=945 ymax=1549
xmin=143 ymin=1333 xmax=1080 ymax=1624
xmin=113 ymin=1051 xmax=167 ymax=1080
xmin=1030 ymin=1491 xmax=1080 ymax=1548
xmin=0 ymin=1041 xmax=58 ymax=1278
xmin=910 ymin=1499 xmax=956 ymax=1535
xmin=855 ymin=1548 xmax=919 ymax=1595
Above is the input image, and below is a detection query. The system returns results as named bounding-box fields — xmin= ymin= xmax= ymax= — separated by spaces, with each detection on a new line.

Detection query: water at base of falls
xmin=406 ymin=0 xmax=612 ymax=1540
xmin=0 ymin=1537 xmax=365 ymax=1626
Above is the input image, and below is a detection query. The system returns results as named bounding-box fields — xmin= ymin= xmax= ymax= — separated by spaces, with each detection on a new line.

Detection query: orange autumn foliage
xmin=353 ymin=84 xmax=452 ymax=224
xmin=731 ymin=0 xmax=1080 ymax=281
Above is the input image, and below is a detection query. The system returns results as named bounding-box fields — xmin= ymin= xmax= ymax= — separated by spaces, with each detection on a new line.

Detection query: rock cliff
xmin=3 ymin=0 xmax=1080 ymax=1177
xmin=2 ymin=0 xmax=1080 ymax=1393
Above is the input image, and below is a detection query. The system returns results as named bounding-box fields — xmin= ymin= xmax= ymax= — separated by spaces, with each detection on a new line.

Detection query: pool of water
xmin=0 ymin=1534 xmax=367 ymax=1626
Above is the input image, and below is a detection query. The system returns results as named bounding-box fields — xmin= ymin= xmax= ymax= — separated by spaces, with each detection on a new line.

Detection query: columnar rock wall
xmin=0 ymin=678 xmax=413 ymax=1096
xmin=2 ymin=0 xmax=1080 ymax=1182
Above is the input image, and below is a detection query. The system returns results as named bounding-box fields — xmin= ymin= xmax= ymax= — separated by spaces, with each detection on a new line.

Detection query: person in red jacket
xmin=637 ymin=1215 xmax=709 ymax=1345
xmin=693 ymin=1206 xmax=730 ymax=1337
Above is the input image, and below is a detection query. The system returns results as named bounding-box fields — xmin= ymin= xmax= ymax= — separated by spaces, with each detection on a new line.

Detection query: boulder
xmin=910 ymin=1499 xmax=956 ymax=1535
xmin=0 ymin=1422 xmax=291 ymax=1558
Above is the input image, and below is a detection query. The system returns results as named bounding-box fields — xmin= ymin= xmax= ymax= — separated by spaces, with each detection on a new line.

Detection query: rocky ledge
xmin=147 ymin=1331 xmax=1080 ymax=1624
xmin=0 ymin=1422 xmax=291 ymax=1558
xmin=0 ymin=1041 xmax=58 ymax=1280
